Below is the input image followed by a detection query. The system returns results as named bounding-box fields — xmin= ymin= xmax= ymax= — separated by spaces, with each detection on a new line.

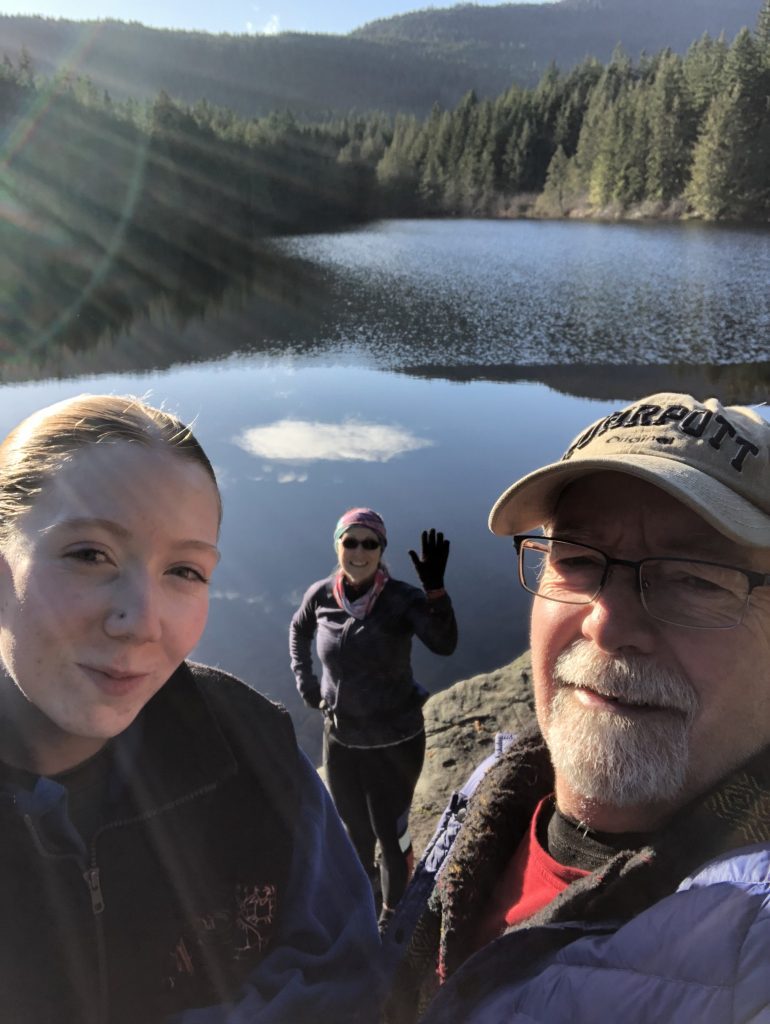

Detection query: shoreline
xmin=383 ymin=198 xmax=770 ymax=228
xmin=499 ymin=194 xmax=693 ymax=223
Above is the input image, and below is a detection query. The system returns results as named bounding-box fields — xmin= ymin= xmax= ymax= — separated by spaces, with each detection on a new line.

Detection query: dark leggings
xmin=323 ymin=727 xmax=426 ymax=909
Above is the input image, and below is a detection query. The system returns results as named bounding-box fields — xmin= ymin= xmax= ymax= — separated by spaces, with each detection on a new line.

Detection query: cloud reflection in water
xmin=235 ymin=418 xmax=433 ymax=463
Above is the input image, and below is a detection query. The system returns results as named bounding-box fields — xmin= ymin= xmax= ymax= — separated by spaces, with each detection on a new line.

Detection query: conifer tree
xmin=420 ymin=107 xmax=452 ymax=211
xmin=418 ymin=153 xmax=443 ymax=211
xmin=17 ymin=47 xmax=34 ymax=89
xmin=686 ymin=87 xmax=742 ymax=219
xmin=376 ymin=114 xmax=422 ymax=209
xmin=683 ymin=33 xmax=727 ymax=119
xmin=588 ymin=93 xmax=627 ymax=208
xmin=553 ymin=58 xmax=603 ymax=157
xmin=538 ymin=144 xmax=571 ymax=214
xmin=645 ymin=51 xmax=695 ymax=203
xmin=612 ymin=82 xmax=649 ymax=206
xmin=572 ymin=50 xmax=634 ymax=194
xmin=503 ymin=116 xmax=535 ymax=192
xmin=756 ymin=0 xmax=770 ymax=56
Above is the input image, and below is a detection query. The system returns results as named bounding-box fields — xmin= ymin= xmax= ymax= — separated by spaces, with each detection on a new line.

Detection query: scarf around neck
xmin=333 ymin=566 xmax=390 ymax=619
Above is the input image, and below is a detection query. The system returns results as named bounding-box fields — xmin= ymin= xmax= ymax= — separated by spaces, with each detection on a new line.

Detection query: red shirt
xmin=475 ymin=796 xmax=590 ymax=950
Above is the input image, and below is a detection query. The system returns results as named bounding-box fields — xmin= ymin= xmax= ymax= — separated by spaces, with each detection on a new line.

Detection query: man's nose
xmin=580 ymin=565 xmax=657 ymax=656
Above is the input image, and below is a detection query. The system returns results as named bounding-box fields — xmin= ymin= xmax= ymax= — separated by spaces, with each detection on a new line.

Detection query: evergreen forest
xmin=2 ymin=1 xmax=769 ymax=355
xmin=373 ymin=20 xmax=770 ymax=220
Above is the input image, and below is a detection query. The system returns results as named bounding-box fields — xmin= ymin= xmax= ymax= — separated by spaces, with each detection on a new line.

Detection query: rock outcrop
xmin=410 ymin=650 xmax=535 ymax=857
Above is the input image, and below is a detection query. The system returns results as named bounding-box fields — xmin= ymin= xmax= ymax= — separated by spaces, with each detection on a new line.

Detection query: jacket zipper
xmin=21 ymin=814 xmax=108 ymax=1024
xmin=84 ymin=866 xmax=105 ymax=914
xmin=332 ymin=614 xmax=355 ymax=724
xmin=83 ymin=779 xmax=221 ymax=1024
xmin=22 ymin=774 xmax=223 ymax=1024
xmin=84 ymin=862 xmax=109 ymax=1024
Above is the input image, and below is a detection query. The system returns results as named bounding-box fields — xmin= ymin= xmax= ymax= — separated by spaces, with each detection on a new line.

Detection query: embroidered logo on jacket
xmin=164 ymin=881 xmax=278 ymax=991
xmin=235 ymin=883 xmax=277 ymax=955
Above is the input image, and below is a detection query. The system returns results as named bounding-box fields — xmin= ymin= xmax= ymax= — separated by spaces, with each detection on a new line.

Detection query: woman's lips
xmin=79 ymin=664 xmax=150 ymax=696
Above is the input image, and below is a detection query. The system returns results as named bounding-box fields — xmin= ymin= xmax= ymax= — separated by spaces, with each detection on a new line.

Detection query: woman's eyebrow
xmin=41 ymin=516 xmax=131 ymax=539
xmin=169 ymin=539 xmax=221 ymax=558
xmin=41 ymin=517 xmax=219 ymax=556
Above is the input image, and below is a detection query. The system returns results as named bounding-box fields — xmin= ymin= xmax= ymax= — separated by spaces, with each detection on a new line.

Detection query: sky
xmin=0 ymin=0 xmax=557 ymax=36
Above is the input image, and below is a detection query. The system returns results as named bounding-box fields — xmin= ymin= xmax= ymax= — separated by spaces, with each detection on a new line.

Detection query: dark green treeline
xmin=370 ymin=7 xmax=770 ymax=221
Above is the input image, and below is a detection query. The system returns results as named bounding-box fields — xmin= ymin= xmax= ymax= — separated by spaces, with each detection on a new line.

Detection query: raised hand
xmin=408 ymin=528 xmax=450 ymax=592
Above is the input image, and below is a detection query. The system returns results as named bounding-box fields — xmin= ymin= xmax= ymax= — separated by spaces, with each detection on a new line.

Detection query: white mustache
xmin=553 ymin=640 xmax=698 ymax=718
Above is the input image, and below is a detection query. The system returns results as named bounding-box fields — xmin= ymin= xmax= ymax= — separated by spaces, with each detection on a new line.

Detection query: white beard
xmin=542 ymin=640 xmax=699 ymax=807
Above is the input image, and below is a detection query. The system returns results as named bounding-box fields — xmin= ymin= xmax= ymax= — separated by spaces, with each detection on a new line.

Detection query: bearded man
xmin=385 ymin=392 xmax=770 ymax=1024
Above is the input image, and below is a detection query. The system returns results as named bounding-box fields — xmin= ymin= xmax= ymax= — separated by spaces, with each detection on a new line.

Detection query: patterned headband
xmin=333 ymin=508 xmax=387 ymax=548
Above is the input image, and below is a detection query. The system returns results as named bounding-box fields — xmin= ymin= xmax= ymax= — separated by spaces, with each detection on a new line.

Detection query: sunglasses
xmin=341 ymin=537 xmax=381 ymax=551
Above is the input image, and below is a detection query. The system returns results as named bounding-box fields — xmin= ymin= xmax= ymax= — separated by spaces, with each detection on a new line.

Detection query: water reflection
xmin=236 ymin=418 xmax=433 ymax=462
xmin=3 ymin=220 xmax=767 ymax=405
xmin=398 ymin=362 xmax=770 ymax=405
xmin=0 ymin=241 xmax=334 ymax=382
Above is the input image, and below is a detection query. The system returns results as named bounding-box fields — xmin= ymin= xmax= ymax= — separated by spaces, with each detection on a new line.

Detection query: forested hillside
xmin=369 ymin=20 xmax=770 ymax=221
xmin=3 ymin=3 xmax=768 ymax=357
xmin=0 ymin=19 xmax=502 ymax=118
xmin=0 ymin=0 xmax=762 ymax=117
xmin=356 ymin=0 xmax=761 ymax=77
xmin=0 ymin=66 xmax=379 ymax=354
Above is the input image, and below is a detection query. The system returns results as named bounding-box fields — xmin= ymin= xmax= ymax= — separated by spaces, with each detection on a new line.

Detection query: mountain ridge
xmin=0 ymin=0 xmax=763 ymax=117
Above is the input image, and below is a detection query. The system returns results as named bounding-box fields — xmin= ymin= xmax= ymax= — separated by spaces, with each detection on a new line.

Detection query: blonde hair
xmin=0 ymin=394 xmax=221 ymax=540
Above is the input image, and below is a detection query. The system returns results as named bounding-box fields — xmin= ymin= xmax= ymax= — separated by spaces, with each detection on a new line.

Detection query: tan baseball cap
xmin=488 ymin=393 xmax=770 ymax=547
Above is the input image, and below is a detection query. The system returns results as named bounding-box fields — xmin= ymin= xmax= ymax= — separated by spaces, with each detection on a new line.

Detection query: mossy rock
xmin=410 ymin=650 xmax=535 ymax=857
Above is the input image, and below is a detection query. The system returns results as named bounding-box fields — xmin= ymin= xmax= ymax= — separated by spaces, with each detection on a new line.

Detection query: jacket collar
xmin=435 ymin=724 xmax=553 ymax=977
xmin=436 ymin=725 xmax=770 ymax=979
xmin=111 ymin=661 xmax=238 ymax=817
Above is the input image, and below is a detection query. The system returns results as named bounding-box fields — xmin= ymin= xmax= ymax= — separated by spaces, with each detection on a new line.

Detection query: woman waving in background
xmin=0 ymin=396 xmax=379 ymax=1024
xmin=290 ymin=508 xmax=457 ymax=932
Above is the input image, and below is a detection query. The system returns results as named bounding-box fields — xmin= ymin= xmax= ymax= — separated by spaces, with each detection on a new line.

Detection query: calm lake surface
xmin=3 ymin=219 xmax=769 ymax=758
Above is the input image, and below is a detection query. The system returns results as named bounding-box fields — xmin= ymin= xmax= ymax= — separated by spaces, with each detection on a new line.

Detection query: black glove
xmin=408 ymin=528 xmax=450 ymax=592
xmin=303 ymin=689 xmax=323 ymax=710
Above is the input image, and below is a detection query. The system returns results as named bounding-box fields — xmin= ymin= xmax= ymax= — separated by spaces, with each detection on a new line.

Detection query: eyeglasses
xmin=514 ymin=534 xmax=770 ymax=630
xmin=340 ymin=537 xmax=381 ymax=551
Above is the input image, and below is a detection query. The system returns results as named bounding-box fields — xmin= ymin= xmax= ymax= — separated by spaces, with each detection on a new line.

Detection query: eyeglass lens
xmin=518 ymin=538 xmax=750 ymax=629
xmin=341 ymin=537 xmax=380 ymax=550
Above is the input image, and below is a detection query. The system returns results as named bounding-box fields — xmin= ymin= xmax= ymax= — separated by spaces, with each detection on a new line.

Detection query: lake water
xmin=3 ymin=219 xmax=769 ymax=758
